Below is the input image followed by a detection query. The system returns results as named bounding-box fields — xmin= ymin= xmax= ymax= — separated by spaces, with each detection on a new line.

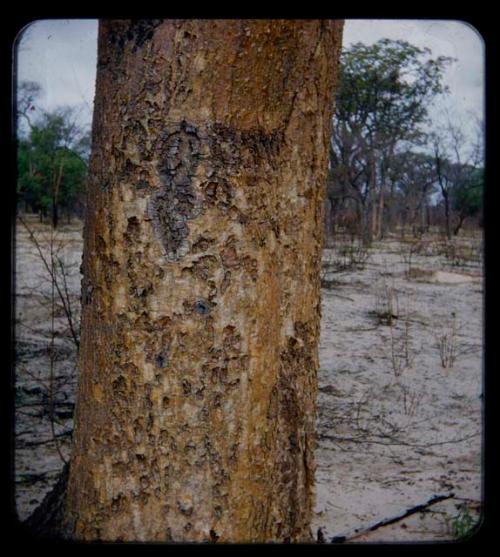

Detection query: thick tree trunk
xmin=60 ymin=19 xmax=343 ymax=542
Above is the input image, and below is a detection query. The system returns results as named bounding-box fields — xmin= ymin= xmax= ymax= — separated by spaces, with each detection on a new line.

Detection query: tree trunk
xmin=443 ymin=192 xmax=452 ymax=240
xmin=323 ymin=196 xmax=334 ymax=247
xmin=60 ymin=19 xmax=343 ymax=542
xmin=359 ymin=199 xmax=372 ymax=246
xmin=368 ymin=154 xmax=377 ymax=243
xmin=453 ymin=213 xmax=466 ymax=236
xmin=376 ymin=179 xmax=385 ymax=239
xmin=376 ymin=149 xmax=393 ymax=240
xmin=52 ymin=159 xmax=64 ymax=229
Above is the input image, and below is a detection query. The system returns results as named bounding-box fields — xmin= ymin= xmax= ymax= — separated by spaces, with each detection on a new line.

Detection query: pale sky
xmin=14 ymin=19 xmax=485 ymax=144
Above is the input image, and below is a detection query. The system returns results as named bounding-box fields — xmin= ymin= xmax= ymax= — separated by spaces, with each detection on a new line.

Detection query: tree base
xmin=23 ymin=463 xmax=71 ymax=540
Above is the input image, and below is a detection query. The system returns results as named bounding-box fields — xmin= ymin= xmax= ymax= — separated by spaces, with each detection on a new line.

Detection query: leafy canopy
xmin=17 ymin=98 xmax=89 ymax=217
xmin=336 ymin=39 xmax=454 ymax=147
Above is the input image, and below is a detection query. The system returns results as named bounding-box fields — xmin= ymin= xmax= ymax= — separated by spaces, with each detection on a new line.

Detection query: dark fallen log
xmin=330 ymin=493 xmax=455 ymax=543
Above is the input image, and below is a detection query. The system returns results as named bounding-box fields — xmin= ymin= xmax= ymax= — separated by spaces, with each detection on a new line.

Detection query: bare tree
xmin=431 ymin=113 xmax=484 ymax=238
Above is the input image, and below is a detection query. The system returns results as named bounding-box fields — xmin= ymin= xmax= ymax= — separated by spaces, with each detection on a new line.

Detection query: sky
xmin=14 ymin=19 xmax=485 ymax=146
xmin=15 ymin=19 xmax=98 ymax=130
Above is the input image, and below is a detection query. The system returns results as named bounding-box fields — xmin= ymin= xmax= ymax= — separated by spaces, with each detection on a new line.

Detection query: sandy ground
xmin=13 ymin=218 xmax=484 ymax=542
xmin=313 ymin=234 xmax=483 ymax=542
xmin=14 ymin=218 xmax=81 ymax=520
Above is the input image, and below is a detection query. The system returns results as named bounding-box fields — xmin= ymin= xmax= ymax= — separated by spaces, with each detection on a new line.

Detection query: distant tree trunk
xmin=420 ymin=200 xmax=428 ymax=234
xmin=357 ymin=199 xmax=371 ymax=246
xmin=385 ymin=178 xmax=396 ymax=235
xmin=376 ymin=148 xmax=393 ymax=240
xmin=52 ymin=159 xmax=64 ymax=229
xmin=58 ymin=19 xmax=343 ymax=542
xmin=453 ymin=213 xmax=466 ymax=236
xmin=443 ymin=191 xmax=452 ymax=239
xmin=433 ymin=147 xmax=452 ymax=240
xmin=368 ymin=153 xmax=377 ymax=243
xmin=376 ymin=179 xmax=385 ymax=239
xmin=323 ymin=196 xmax=335 ymax=247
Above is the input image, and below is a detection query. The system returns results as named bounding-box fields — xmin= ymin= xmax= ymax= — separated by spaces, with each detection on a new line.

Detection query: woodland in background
xmin=16 ymin=81 xmax=90 ymax=228
xmin=325 ymin=39 xmax=483 ymax=245
xmin=16 ymin=38 xmax=484 ymax=244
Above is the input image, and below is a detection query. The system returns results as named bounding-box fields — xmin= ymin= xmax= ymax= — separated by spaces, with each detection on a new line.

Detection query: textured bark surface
xmin=63 ymin=19 xmax=343 ymax=542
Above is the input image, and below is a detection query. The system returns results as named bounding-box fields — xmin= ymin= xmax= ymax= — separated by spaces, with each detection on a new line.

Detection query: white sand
xmin=313 ymin=237 xmax=483 ymax=542
xmin=14 ymin=223 xmax=484 ymax=541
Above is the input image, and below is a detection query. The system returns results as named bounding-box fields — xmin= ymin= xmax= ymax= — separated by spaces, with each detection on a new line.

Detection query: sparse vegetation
xmin=15 ymin=216 xmax=82 ymax=510
xmin=322 ymin=240 xmax=370 ymax=276
xmin=372 ymin=276 xmax=399 ymax=326
xmin=435 ymin=318 xmax=459 ymax=369
xmin=389 ymin=317 xmax=415 ymax=377
xmin=445 ymin=504 xmax=478 ymax=540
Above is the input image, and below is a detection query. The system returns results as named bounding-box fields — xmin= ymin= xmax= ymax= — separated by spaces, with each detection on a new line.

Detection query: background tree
xmin=388 ymin=150 xmax=436 ymax=237
xmin=329 ymin=39 xmax=452 ymax=244
xmin=431 ymin=115 xmax=484 ymax=238
xmin=450 ymin=166 xmax=483 ymax=234
xmin=26 ymin=19 xmax=344 ymax=542
xmin=17 ymin=98 xmax=90 ymax=226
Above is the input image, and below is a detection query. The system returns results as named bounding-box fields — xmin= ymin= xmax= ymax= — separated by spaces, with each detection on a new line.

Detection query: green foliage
xmin=451 ymin=167 xmax=484 ymax=218
xmin=445 ymin=505 xmax=478 ymax=540
xmin=389 ymin=151 xmax=437 ymax=210
xmin=336 ymin=39 xmax=453 ymax=147
xmin=329 ymin=39 xmax=453 ymax=210
xmin=17 ymin=105 xmax=89 ymax=222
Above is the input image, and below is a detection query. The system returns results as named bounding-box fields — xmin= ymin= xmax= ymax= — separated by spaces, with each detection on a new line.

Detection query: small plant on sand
xmin=399 ymin=383 xmax=424 ymax=417
xmin=438 ymin=237 xmax=482 ymax=269
xmin=399 ymin=240 xmax=425 ymax=278
xmin=372 ymin=277 xmax=399 ymax=326
xmin=435 ymin=317 xmax=459 ymax=369
xmin=323 ymin=240 xmax=370 ymax=274
xmin=389 ymin=317 xmax=415 ymax=377
xmin=434 ymin=315 xmax=481 ymax=370
xmin=445 ymin=504 xmax=477 ymax=540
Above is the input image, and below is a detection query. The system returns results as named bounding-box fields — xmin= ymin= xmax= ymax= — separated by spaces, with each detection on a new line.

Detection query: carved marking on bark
xmin=148 ymin=121 xmax=202 ymax=261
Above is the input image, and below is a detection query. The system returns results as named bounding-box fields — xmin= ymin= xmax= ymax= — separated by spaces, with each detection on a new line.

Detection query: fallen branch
xmin=16 ymin=470 xmax=62 ymax=485
xmin=321 ymin=431 xmax=480 ymax=449
xmin=16 ymin=430 xmax=72 ymax=448
xmin=330 ymin=493 xmax=455 ymax=543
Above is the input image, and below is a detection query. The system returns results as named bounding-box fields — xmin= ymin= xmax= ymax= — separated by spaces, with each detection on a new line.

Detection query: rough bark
xmin=60 ymin=19 xmax=343 ymax=542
